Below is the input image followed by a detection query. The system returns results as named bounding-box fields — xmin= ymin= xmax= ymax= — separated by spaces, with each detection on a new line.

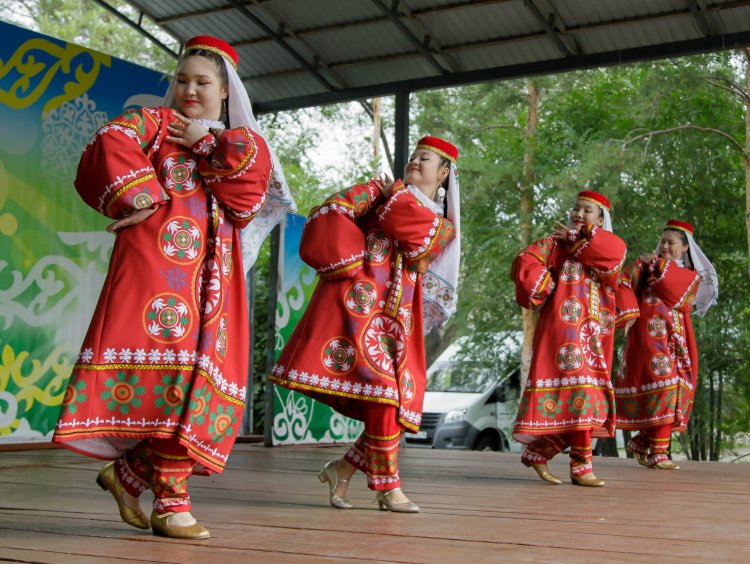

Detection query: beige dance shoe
xmin=652 ymin=459 xmax=680 ymax=470
xmin=96 ymin=462 xmax=150 ymax=529
xmin=317 ymin=461 xmax=354 ymax=509
xmin=150 ymin=511 xmax=210 ymax=540
xmin=570 ymin=472 xmax=606 ymax=487
xmin=632 ymin=451 xmax=650 ymax=468
xmin=376 ymin=488 xmax=420 ymax=513
xmin=522 ymin=459 xmax=563 ymax=485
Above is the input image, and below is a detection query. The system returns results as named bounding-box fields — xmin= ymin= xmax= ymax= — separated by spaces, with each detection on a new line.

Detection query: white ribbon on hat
xmin=406 ymin=162 xmax=460 ymax=335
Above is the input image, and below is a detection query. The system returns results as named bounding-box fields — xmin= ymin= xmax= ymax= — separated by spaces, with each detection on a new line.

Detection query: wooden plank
xmin=1 ymin=445 xmax=748 ymax=563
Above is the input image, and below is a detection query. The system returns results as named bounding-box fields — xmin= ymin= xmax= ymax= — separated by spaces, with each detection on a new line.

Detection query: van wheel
xmin=473 ymin=434 xmax=501 ymax=452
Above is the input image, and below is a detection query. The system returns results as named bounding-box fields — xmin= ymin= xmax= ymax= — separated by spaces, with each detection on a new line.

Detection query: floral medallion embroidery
xmin=153 ymin=374 xmax=189 ymax=416
xmin=599 ymin=309 xmax=615 ymax=335
xmin=101 ymin=371 xmax=145 ymax=414
xmin=621 ymin=397 xmax=640 ymax=418
xmin=556 ymin=343 xmax=583 ymax=372
xmin=188 ymin=385 xmax=212 ymax=425
xmin=650 ymin=353 xmax=673 ymax=377
xmin=400 ymin=306 xmax=414 ymax=336
xmin=559 ymin=297 xmax=583 ymax=324
xmin=422 ymin=273 xmax=440 ymax=297
xmin=647 ymin=316 xmax=668 ymax=338
xmin=160 ymin=217 xmax=202 ymax=264
xmin=645 ymin=393 xmax=662 ymax=415
xmin=361 ymin=314 xmax=406 ymax=375
xmin=161 ymin=154 xmax=199 ymax=195
xmin=366 ymin=231 xmax=391 ymax=264
xmin=322 ymin=337 xmax=356 ymax=374
xmin=538 ymin=392 xmax=562 ymax=418
xmin=559 ymin=259 xmax=583 ymax=283
xmin=133 ymin=193 xmax=154 ymax=209
xmin=195 ymin=255 xmax=223 ymax=322
xmin=567 ymin=390 xmax=592 ymax=416
xmin=664 ymin=389 xmax=678 ymax=410
xmin=345 ymin=280 xmax=378 ymax=316
xmin=400 ymin=370 xmax=415 ymax=401
xmin=209 ymin=404 xmax=237 ymax=443
xmin=215 ymin=315 xmax=229 ymax=361
xmin=580 ymin=318 xmax=607 ymax=370
xmin=143 ymin=293 xmax=192 ymax=343
xmin=61 ymin=380 xmax=87 ymax=414
xmin=669 ymin=334 xmax=691 ymax=369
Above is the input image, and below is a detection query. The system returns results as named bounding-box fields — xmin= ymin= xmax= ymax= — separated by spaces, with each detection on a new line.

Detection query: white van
xmin=405 ymin=334 xmax=522 ymax=452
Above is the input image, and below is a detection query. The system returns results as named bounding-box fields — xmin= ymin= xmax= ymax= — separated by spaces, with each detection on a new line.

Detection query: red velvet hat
xmin=665 ymin=219 xmax=694 ymax=234
xmin=184 ymin=35 xmax=238 ymax=70
xmin=576 ymin=190 xmax=611 ymax=210
xmin=416 ymin=136 xmax=458 ymax=163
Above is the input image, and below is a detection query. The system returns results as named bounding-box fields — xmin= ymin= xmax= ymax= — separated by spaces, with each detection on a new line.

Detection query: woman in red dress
xmin=53 ymin=36 xmax=293 ymax=539
xmin=511 ymin=191 xmax=627 ymax=487
xmin=615 ymin=220 xmax=717 ymax=469
xmin=271 ymin=136 xmax=460 ymax=512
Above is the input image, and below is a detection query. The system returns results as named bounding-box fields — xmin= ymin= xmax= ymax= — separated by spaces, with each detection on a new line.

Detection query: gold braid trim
xmin=415 ymin=143 xmax=456 ymax=162
xmin=105 ymin=173 xmax=157 ymax=215
xmin=184 ymin=44 xmax=238 ymax=70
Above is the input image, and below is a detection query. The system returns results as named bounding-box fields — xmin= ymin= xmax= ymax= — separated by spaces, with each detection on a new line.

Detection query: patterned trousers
xmin=114 ymin=438 xmax=195 ymax=514
xmin=343 ymin=403 xmax=402 ymax=491
xmin=521 ymin=430 xmax=595 ymax=476
xmin=627 ymin=424 xmax=672 ymax=466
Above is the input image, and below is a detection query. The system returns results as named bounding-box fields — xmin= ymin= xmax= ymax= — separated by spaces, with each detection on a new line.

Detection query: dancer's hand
xmin=551 ymin=221 xmax=570 ymax=240
xmin=106 ymin=207 xmax=158 ymax=233
xmin=639 ymin=253 xmax=656 ymax=264
xmin=373 ymin=173 xmax=394 ymax=198
xmin=167 ymin=111 xmax=210 ymax=148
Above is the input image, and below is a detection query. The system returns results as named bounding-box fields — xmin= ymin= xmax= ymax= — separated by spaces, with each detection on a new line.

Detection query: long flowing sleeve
xmin=615 ymin=260 xmax=641 ymax=328
xmin=198 ymin=126 xmax=273 ymax=229
xmin=376 ymin=181 xmax=456 ymax=273
xmin=510 ymin=236 xmax=557 ymax=310
xmin=567 ymin=224 xmax=627 ymax=289
xmin=646 ymin=258 xmax=701 ymax=311
xmin=299 ymin=181 xmax=384 ymax=279
xmin=74 ymin=107 xmax=169 ymax=219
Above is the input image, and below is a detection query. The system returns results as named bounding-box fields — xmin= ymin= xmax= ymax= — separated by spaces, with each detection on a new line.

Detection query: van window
xmin=426 ymin=362 xmax=496 ymax=393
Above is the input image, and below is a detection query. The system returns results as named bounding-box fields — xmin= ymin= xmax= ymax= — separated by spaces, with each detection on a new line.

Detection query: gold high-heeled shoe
xmin=570 ymin=472 xmax=606 ymax=487
xmin=632 ymin=452 xmax=650 ymax=467
xmin=376 ymin=488 xmax=420 ymax=513
xmin=150 ymin=511 xmax=210 ymax=540
xmin=96 ymin=462 xmax=150 ymax=529
xmin=522 ymin=459 xmax=563 ymax=484
xmin=652 ymin=460 xmax=680 ymax=470
xmin=317 ymin=461 xmax=354 ymax=509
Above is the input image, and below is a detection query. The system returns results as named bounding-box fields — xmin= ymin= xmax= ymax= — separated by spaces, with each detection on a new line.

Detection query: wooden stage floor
xmin=1 ymin=443 xmax=748 ymax=563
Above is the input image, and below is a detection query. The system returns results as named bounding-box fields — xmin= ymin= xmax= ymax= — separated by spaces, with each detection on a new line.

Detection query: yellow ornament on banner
xmin=0 ymin=38 xmax=111 ymax=116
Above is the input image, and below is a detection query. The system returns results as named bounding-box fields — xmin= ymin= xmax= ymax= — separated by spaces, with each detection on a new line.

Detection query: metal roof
xmin=113 ymin=0 xmax=750 ymax=112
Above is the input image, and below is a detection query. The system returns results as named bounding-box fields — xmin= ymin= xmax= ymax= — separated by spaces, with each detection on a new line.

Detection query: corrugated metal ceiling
xmin=118 ymin=0 xmax=750 ymax=111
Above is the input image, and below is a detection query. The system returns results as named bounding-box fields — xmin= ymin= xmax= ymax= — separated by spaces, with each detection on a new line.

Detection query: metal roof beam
xmin=90 ymin=0 xmax=180 ymax=58
xmin=523 ymin=0 xmax=579 ymax=57
xmin=226 ymin=0 xmax=336 ymax=91
xmin=684 ymin=0 xmax=724 ymax=36
xmin=370 ymin=0 xmax=448 ymax=75
xmin=253 ymin=28 xmax=750 ymax=113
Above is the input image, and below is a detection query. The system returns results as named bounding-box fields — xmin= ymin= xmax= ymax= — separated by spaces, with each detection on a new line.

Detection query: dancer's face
xmin=404 ymin=149 xmax=449 ymax=200
xmin=174 ymin=55 xmax=228 ymax=121
xmin=658 ymin=230 xmax=689 ymax=261
xmin=568 ymin=199 xmax=604 ymax=229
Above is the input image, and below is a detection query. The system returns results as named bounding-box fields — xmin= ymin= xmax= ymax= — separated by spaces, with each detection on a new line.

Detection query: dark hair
xmin=178 ymin=50 xmax=229 ymax=124
xmin=439 ymin=156 xmax=451 ymax=216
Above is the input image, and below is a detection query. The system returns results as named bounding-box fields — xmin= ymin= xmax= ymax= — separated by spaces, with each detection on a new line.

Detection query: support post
xmin=263 ymin=225 xmax=281 ymax=446
xmin=394 ymin=89 xmax=411 ymax=178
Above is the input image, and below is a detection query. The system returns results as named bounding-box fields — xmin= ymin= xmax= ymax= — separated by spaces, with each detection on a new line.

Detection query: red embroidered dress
xmin=615 ymin=258 xmax=701 ymax=432
xmin=512 ymin=225 xmax=627 ymax=443
xmin=270 ymin=180 xmax=456 ymax=432
xmin=53 ymin=106 xmax=272 ymax=473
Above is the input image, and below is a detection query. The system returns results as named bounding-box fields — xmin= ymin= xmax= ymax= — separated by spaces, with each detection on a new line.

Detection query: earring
xmin=437 ymin=187 xmax=446 ymax=202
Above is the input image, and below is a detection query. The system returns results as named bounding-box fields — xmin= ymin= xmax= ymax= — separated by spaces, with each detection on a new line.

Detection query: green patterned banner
xmin=272 ymin=214 xmax=363 ymax=444
xmin=0 ymin=22 xmax=168 ymax=443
